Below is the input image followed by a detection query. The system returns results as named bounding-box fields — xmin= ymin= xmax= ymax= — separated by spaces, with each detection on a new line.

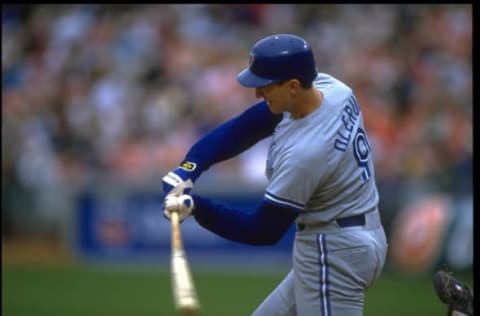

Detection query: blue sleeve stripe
xmin=264 ymin=192 xmax=304 ymax=210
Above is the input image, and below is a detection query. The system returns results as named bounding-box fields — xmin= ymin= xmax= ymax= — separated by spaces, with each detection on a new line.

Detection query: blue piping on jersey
xmin=317 ymin=234 xmax=331 ymax=316
xmin=265 ymin=191 xmax=304 ymax=210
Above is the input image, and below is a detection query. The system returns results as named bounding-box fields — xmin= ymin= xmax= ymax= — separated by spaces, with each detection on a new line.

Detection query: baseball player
xmin=162 ymin=34 xmax=388 ymax=316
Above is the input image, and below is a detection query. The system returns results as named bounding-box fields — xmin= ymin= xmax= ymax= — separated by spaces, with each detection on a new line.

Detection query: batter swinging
xmin=162 ymin=34 xmax=388 ymax=316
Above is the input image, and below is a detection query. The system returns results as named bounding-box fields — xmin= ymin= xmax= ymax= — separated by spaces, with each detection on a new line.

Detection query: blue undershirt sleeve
xmin=182 ymin=101 xmax=282 ymax=181
xmin=191 ymin=195 xmax=300 ymax=245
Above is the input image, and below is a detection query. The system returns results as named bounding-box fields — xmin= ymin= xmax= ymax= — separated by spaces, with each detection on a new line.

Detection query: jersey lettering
xmin=334 ymin=95 xmax=360 ymax=152
xmin=334 ymin=95 xmax=372 ymax=182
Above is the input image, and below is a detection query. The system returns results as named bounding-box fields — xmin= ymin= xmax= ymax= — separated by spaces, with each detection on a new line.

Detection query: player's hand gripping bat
xmin=170 ymin=210 xmax=200 ymax=316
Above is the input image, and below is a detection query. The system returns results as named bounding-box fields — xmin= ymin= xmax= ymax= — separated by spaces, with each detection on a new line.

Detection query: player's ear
xmin=288 ymin=79 xmax=301 ymax=95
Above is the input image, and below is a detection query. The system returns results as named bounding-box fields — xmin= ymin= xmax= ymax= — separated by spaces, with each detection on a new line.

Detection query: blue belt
xmin=297 ymin=214 xmax=366 ymax=231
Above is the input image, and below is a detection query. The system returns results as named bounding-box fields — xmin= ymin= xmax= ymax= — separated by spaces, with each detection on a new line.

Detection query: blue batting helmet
xmin=237 ymin=34 xmax=318 ymax=88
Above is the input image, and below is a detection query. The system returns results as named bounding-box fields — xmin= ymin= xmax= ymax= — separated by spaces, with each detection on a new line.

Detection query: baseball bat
xmin=170 ymin=211 xmax=200 ymax=316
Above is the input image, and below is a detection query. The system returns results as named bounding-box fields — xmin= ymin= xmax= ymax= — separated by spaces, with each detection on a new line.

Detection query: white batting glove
xmin=163 ymin=194 xmax=194 ymax=222
xmin=162 ymin=171 xmax=194 ymax=197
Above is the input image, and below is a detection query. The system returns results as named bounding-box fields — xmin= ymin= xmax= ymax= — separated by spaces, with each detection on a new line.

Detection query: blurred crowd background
xmin=2 ymin=4 xmax=472 ymax=241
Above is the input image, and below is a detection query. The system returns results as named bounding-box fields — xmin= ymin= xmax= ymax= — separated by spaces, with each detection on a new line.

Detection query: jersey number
xmin=353 ymin=127 xmax=372 ymax=181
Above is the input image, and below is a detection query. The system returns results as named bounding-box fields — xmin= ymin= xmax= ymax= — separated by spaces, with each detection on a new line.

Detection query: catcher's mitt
xmin=433 ymin=270 xmax=473 ymax=316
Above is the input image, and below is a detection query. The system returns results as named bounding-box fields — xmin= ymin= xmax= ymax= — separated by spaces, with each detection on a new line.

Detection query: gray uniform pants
xmin=253 ymin=210 xmax=388 ymax=316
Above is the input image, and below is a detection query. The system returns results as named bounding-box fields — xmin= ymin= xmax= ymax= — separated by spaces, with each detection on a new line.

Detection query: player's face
xmin=255 ymin=81 xmax=293 ymax=114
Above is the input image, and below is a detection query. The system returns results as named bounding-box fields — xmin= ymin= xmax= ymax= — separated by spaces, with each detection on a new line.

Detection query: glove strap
xmin=163 ymin=171 xmax=184 ymax=187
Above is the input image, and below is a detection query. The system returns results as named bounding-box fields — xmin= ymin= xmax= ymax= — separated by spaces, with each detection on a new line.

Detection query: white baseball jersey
xmin=264 ymin=72 xmax=379 ymax=223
